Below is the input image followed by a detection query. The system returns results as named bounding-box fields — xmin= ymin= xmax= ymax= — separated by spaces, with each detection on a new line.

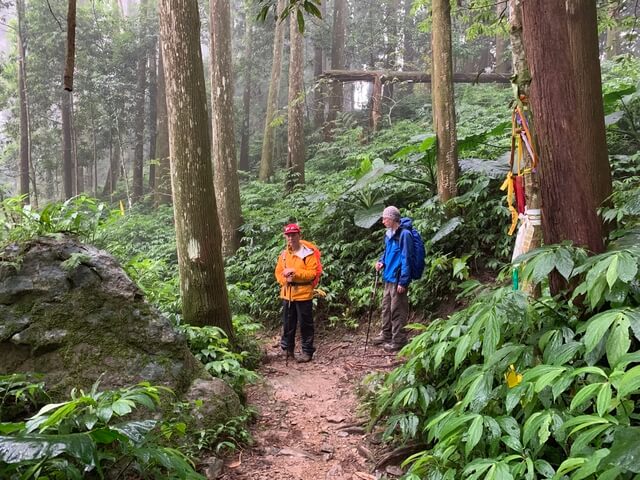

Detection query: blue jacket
xmin=379 ymin=217 xmax=415 ymax=287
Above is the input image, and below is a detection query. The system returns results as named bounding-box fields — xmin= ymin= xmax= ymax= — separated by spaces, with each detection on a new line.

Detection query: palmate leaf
xmin=0 ymin=432 xmax=97 ymax=467
xmin=354 ymin=205 xmax=384 ymax=229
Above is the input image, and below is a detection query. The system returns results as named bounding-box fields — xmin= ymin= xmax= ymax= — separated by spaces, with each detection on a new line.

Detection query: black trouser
xmin=280 ymin=299 xmax=315 ymax=356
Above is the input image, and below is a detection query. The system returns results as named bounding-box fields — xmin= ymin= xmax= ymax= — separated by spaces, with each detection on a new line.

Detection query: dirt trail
xmin=219 ymin=330 xmax=403 ymax=480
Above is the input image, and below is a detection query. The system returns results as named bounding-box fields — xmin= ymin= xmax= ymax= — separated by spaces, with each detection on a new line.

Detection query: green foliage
xmin=365 ymin=182 xmax=640 ymax=480
xmin=0 ymin=195 xmax=117 ymax=247
xmin=0 ymin=381 xmax=203 ymax=479
xmin=0 ymin=374 xmax=48 ymax=423
xmin=177 ymin=322 xmax=260 ymax=396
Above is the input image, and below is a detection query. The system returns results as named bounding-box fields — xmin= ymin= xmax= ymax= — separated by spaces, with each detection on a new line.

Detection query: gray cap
xmin=382 ymin=206 xmax=401 ymax=221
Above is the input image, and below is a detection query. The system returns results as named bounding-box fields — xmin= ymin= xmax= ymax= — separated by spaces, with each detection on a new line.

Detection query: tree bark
xmin=325 ymin=0 xmax=346 ymax=139
xmin=285 ymin=11 xmax=305 ymax=192
xmin=17 ymin=0 xmax=30 ymax=203
xmin=61 ymin=90 xmax=73 ymax=200
xmin=102 ymin=126 xmax=121 ymax=197
xmin=159 ymin=0 xmax=233 ymax=334
xmin=210 ymin=0 xmax=243 ymax=256
xmin=63 ymin=0 xmax=76 ymax=91
xmin=154 ymin=47 xmax=171 ymax=205
xmin=566 ymin=0 xmax=612 ymax=210
xmin=521 ymin=0 xmax=604 ymax=261
xmin=238 ymin=0 xmax=253 ymax=172
xmin=431 ymin=0 xmax=459 ymax=202
xmin=258 ymin=0 xmax=286 ymax=181
xmin=132 ymin=5 xmax=148 ymax=203
xmin=495 ymin=0 xmax=508 ymax=73
xmin=312 ymin=0 xmax=326 ymax=129
xmin=148 ymin=36 xmax=158 ymax=190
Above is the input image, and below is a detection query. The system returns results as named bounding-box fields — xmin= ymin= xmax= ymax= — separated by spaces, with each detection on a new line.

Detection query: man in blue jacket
xmin=373 ymin=206 xmax=414 ymax=352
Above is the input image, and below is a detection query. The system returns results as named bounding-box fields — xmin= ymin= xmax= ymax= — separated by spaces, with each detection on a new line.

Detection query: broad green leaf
xmin=570 ymin=424 xmax=610 ymax=456
xmin=570 ymin=448 xmax=610 ymax=480
xmin=534 ymin=459 xmax=555 ymax=478
xmin=563 ymin=415 xmax=612 ymax=438
xmin=534 ymin=367 xmax=567 ymax=393
xmin=554 ymin=248 xmax=574 ymax=281
xmin=583 ymin=311 xmax=618 ymax=354
xmin=531 ymin=252 xmax=556 ymax=284
xmin=596 ymin=383 xmax=612 ymax=417
xmin=465 ymin=415 xmax=483 ymax=456
xmin=0 ymin=432 xmax=97 ymax=466
xmin=616 ymin=365 xmax=640 ymax=398
xmin=111 ymin=399 xmax=133 ymax=416
xmin=606 ymin=317 xmax=630 ymax=367
xmin=603 ymin=426 xmax=640 ymax=473
xmin=554 ymin=456 xmax=585 ymax=477
xmin=570 ymin=383 xmax=602 ymax=412
xmin=454 ymin=334 xmax=473 ymax=370
xmin=112 ymin=420 xmax=157 ymax=444
xmin=606 ymin=255 xmax=620 ymax=288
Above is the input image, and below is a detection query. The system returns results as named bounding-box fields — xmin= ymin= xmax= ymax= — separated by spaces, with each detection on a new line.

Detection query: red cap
xmin=283 ymin=223 xmax=301 ymax=235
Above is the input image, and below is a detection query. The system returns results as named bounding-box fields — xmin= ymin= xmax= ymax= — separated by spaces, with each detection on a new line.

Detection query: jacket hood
xmin=400 ymin=217 xmax=413 ymax=229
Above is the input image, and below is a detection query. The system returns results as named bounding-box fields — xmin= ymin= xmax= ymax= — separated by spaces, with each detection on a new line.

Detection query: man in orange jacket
xmin=275 ymin=223 xmax=318 ymax=363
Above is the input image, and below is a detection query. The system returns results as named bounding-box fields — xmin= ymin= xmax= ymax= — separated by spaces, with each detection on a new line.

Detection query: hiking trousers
xmin=280 ymin=299 xmax=315 ymax=356
xmin=379 ymin=282 xmax=409 ymax=346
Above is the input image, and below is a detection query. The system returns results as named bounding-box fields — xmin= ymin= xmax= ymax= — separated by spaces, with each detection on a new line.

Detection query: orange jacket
xmin=275 ymin=242 xmax=318 ymax=301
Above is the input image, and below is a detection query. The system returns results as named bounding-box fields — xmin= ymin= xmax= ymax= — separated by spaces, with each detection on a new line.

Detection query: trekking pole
xmin=364 ymin=270 xmax=380 ymax=353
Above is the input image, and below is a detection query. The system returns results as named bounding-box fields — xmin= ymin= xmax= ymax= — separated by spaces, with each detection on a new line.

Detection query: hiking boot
xmin=296 ymin=353 xmax=313 ymax=363
xmin=383 ymin=342 xmax=405 ymax=353
xmin=372 ymin=334 xmax=391 ymax=346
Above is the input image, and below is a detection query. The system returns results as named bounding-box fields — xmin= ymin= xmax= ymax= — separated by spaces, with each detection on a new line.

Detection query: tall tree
xmin=495 ymin=0 xmax=509 ymax=73
xmin=521 ymin=0 xmax=605 ymax=261
xmin=431 ymin=0 xmax=458 ymax=202
xmin=147 ymin=37 xmax=158 ymax=190
xmin=158 ymin=0 xmax=233 ymax=334
xmin=154 ymin=48 xmax=171 ymax=205
xmin=238 ymin=0 xmax=253 ymax=172
xmin=312 ymin=0 xmax=326 ymax=129
xmin=325 ymin=0 xmax=346 ymax=138
xmin=210 ymin=0 xmax=243 ymax=256
xmin=285 ymin=10 xmax=305 ymax=192
xmin=62 ymin=0 xmax=77 ymax=200
xmin=566 ymin=0 xmax=612 ymax=210
xmin=17 ymin=0 xmax=30 ymax=203
xmin=258 ymin=0 xmax=286 ymax=181
xmin=132 ymin=2 xmax=148 ymax=203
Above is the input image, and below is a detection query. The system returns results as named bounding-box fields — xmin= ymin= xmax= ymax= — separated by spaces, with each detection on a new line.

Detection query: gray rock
xmin=0 ymin=235 xmax=209 ymax=400
xmin=184 ymin=378 xmax=242 ymax=428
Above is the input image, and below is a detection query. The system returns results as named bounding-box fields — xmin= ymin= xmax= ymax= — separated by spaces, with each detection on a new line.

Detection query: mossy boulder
xmin=0 ymin=235 xmax=209 ymax=400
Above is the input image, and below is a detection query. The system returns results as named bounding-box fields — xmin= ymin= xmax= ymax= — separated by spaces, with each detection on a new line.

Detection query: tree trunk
xmin=210 ymin=0 xmax=243 ymax=256
xmin=285 ymin=11 xmax=305 ymax=193
xmin=148 ymin=37 xmax=158 ymax=190
xmin=258 ymin=0 xmax=286 ymax=181
xmin=155 ymin=47 xmax=171 ymax=205
xmin=102 ymin=127 xmax=121 ymax=197
xmin=521 ymin=0 xmax=604 ymax=262
xmin=132 ymin=28 xmax=147 ymax=202
xmin=325 ymin=0 xmax=346 ymax=139
xmin=159 ymin=0 xmax=233 ymax=335
xmin=605 ymin=2 xmax=620 ymax=59
xmin=63 ymin=0 xmax=76 ymax=91
xmin=431 ymin=0 xmax=459 ymax=202
xmin=403 ymin=0 xmax=416 ymax=92
xmin=566 ymin=0 xmax=612 ymax=210
xmin=495 ymin=0 xmax=508 ymax=73
xmin=61 ymin=90 xmax=73 ymax=200
xmin=238 ymin=0 xmax=253 ymax=172
xmin=312 ymin=0 xmax=326 ymax=129
xmin=17 ymin=0 xmax=30 ymax=203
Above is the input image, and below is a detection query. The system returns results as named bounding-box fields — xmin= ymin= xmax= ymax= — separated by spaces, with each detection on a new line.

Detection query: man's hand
xmin=283 ymin=268 xmax=295 ymax=283
xmin=397 ymin=285 xmax=407 ymax=294
xmin=375 ymin=261 xmax=384 ymax=272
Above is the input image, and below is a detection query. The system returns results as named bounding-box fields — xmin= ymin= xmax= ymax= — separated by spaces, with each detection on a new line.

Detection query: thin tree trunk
xmin=521 ymin=0 xmax=604 ymax=264
xmin=63 ymin=0 xmax=76 ymax=91
xmin=61 ymin=90 xmax=73 ymax=199
xmin=258 ymin=0 xmax=285 ymax=181
xmin=132 ymin=37 xmax=147 ymax=202
xmin=210 ymin=0 xmax=243 ymax=256
xmin=325 ymin=0 xmax=346 ymax=139
xmin=312 ymin=0 xmax=326 ymax=129
xmin=285 ymin=11 xmax=305 ymax=193
xmin=238 ymin=0 xmax=253 ymax=172
xmin=17 ymin=0 xmax=30 ymax=203
xmin=432 ymin=0 xmax=459 ymax=202
xmin=495 ymin=0 xmax=508 ymax=73
xmin=159 ymin=0 xmax=233 ymax=334
xmin=155 ymin=47 xmax=171 ymax=205
xmin=148 ymin=36 xmax=158 ymax=190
